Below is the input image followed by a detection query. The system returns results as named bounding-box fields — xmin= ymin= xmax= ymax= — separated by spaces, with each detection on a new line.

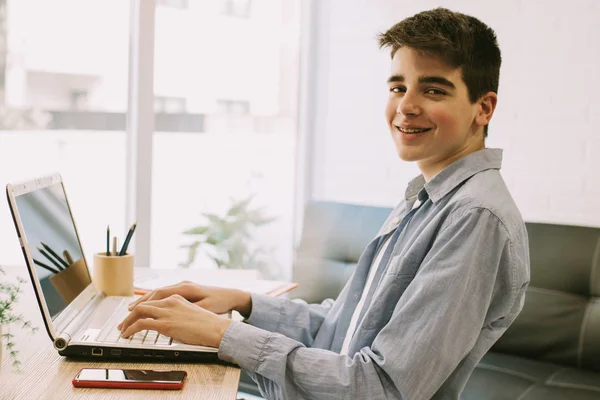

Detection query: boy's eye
xmin=425 ymin=88 xmax=446 ymax=95
xmin=390 ymin=86 xmax=406 ymax=94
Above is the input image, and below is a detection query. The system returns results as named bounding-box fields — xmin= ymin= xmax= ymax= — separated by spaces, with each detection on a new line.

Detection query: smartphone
xmin=72 ymin=368 xmax=187 ymax=390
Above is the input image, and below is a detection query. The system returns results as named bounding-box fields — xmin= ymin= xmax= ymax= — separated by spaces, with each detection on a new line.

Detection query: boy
xmin=119 ymin=8 xmax=530 ymax=399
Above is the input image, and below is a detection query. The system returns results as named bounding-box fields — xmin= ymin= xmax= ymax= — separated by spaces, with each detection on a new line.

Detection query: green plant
xmin=0 ymin=266 xmax=37 ymax=370
xmin=180 ymin=196 xmax=278 ymax=274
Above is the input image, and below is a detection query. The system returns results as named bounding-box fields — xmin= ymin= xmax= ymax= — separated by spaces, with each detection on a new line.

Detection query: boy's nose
xmin=397 ymin=93 xmax=421 ymax=116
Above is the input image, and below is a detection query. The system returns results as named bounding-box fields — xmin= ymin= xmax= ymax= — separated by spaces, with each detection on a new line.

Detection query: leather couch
xmin=239 ymin=200 xmax=600 ymax=399
xmin=287 ymin=201 xmax=600 ymax=399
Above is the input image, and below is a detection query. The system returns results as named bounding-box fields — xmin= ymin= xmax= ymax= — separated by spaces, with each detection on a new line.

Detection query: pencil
xmin=112 ymin=237 xmax=118 ymax=256
xmin=119 ymin=222 xmax=137 ymax=256
xmin=33 ymin=258 xmax=61 ymax=274
xmin=106 ymin=225 xmax=110 ymax=256
xmin=41 ymin=242 xmax=69 ymax=269
xmin=38 ymin=248 xmax=65 ymax=271
xmin=63 ymin=250 xmax=74 ymax=265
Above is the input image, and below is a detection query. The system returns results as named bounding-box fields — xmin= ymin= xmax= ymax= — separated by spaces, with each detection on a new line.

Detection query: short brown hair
xmin=378 ymin=8 xmax=501 ymax=137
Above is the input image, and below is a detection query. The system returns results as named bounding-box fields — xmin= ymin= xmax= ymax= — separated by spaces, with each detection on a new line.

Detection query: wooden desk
xmin=1 ymin=348 xmax=240 ymax=399
xmin=0 ymin=265 xmax=241 ymax=400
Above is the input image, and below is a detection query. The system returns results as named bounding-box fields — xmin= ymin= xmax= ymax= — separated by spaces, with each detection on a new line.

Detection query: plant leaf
xmin=204 ymin=213 xmax=225 ymax=226
xmin=227 ymin=196 xmax=254 ymax=216
xmin=178 ymin=241 xmax=202 ymax=268
xmin=253 ymin=216 xmax=278 ymax=226
xmin=182 ymin=226 xmax=210 ymax=235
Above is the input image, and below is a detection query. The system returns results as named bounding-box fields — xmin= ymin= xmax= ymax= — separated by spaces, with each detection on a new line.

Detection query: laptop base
xmin=60 ymin=345 xmax=222 ymax=363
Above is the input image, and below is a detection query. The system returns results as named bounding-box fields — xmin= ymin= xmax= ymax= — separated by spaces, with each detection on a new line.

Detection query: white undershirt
xmin=340 ymin=197 xmax=423 ymax=356
xmin=340 ymin=234 xmax=392 ymax=355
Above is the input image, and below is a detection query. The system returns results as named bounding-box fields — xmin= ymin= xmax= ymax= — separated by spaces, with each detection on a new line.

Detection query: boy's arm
xmin=242 ymin=292 xmax=335 ymax=346
xmin=218 ymin=207 xmax=529 ymax=399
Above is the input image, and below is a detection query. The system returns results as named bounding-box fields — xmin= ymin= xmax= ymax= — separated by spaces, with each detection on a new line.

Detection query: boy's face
xmin=385 ymin=47 xmax=495 ymax=180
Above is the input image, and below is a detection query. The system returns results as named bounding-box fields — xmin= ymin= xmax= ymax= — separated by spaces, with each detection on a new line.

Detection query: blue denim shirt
xmin=218 ymin=148 xmax=530 ymax=400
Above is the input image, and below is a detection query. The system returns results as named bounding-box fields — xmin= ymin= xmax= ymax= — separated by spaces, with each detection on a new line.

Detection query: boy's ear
xmin=475 ymin=92 xmax=498 ymax=128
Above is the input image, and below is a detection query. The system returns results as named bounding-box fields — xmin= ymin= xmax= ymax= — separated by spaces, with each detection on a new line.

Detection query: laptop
xmin=6 ymin=173 xmax=219 ymax=362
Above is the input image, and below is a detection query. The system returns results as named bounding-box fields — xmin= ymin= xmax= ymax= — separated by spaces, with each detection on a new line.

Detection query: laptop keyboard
xmin=96 ymin=304 xmax=173 ymax=346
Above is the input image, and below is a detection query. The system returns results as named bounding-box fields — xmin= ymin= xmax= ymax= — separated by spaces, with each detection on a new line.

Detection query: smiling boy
xmin=120 ymin=8 xmax=530 ymax=399
xmin=387 ymin=47 xmax=489 ymax=179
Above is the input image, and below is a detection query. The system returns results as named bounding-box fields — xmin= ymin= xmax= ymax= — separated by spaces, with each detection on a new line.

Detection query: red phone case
xmin=72 ymin=369 xmax=186 ymax=390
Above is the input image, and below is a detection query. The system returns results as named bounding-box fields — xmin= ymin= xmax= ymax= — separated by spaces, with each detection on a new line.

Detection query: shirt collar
xmin=404 ymin=148 xmax=503 ymax=203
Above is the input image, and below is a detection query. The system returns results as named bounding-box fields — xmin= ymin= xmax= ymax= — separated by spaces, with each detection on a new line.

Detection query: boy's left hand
xmin=118 ymin=294 xmax=232 ymax=348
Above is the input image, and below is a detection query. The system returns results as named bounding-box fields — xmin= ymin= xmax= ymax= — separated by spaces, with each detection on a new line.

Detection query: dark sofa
xmin=285 ymin=201 xmax=600 ymax=399
xmin=239 ymin=201 xmax=600 ymax=398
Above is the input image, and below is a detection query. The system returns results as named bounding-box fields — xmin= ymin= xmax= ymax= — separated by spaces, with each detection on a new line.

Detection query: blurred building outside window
xmin=151 ymin=0 xmax=301 ymax=279
xmin=0 ymin=0 xmax=302 ymax=280
xmin=0 ymin=0 xmax=129 ymax=266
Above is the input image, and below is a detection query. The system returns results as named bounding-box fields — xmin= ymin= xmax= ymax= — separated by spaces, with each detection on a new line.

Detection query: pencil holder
xmin=49 ymin=258 xmax=92 ymax=303
xmin=93 ymin=253 xmax=134 ymax=296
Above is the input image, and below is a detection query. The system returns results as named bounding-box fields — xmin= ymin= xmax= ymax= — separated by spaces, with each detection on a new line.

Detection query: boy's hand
xmin=119 ymin=294 xmax=232 ymax=348
xmin=129 ymin=281 xmax=252 ymax=317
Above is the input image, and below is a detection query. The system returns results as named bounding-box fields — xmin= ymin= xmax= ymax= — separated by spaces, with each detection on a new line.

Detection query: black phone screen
xmin=76 ymin=369 xmax=187 ymax=383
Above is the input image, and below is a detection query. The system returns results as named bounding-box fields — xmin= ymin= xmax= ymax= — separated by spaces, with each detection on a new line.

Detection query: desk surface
xmin=1 ymin=346 xmax=240 ymax=399
xmin=0 ymin=265 xmax=243 ymax=400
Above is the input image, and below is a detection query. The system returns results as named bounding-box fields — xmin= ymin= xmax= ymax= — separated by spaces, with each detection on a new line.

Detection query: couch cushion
xmin=290 ymin=201 xmax=391 ymax=303
xmin=463 ymin=352 xmax=600 ymax=400
xmin=492 ymin=223 xmax=600 ymax=372
xmin=295 ymin=201 xmax=391 ymax=262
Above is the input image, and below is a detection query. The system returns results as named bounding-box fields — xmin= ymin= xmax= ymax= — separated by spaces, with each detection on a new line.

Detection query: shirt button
xmin=391 ymin=216 xmax=401 ymax=225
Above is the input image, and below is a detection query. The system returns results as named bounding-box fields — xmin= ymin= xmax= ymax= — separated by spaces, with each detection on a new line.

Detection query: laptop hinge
xmin=54 ymin=292 xmax=104 ymax=350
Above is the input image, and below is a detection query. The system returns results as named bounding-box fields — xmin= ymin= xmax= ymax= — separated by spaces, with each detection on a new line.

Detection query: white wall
xmin=309 ymin=0 xmax=600 ymax=227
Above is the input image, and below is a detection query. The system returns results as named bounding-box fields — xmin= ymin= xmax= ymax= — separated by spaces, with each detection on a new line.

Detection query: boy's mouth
xmin=396 ymin=126 xmax=432 ymax=134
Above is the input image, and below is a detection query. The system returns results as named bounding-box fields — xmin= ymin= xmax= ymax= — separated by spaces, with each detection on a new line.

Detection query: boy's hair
xmin=378 ymin=8 xmax=501 ymax=137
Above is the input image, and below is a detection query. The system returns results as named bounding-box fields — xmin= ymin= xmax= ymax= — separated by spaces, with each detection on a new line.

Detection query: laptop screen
xmin=13 ymin=182 xmax=90 ymax=318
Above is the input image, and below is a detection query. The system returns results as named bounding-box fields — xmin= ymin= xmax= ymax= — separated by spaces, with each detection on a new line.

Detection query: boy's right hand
xmin=128 ymin=281 xmax=252 ymax=317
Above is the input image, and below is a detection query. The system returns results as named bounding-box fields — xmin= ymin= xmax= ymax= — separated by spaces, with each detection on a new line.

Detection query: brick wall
xmin=309 ymin=0 xmax=600 ymax=227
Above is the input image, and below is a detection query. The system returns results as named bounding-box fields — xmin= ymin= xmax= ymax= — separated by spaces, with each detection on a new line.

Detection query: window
xmin=69 ymin=90 xmax=88 ymax=111
xmin=151 ymin=0 xmax=302 ymax=279
xmin=0 ymin=0 xmax=304 ymax=282
xmin=216 ymin=99 xmax=250 ymax=115
xmin=0 ymin=0 xmax=129 ymax=265
xmin=154 ymin=96 xmax=187 ymax=114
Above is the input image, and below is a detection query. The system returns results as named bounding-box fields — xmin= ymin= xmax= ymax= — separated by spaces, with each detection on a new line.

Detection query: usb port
xmin=110 ymin=349 xmax=122 ymax=356
xmin=91 ymin=348 xmax=103 ymax=356
xmin=143 ymin=350 xmax=152 ymax=357
xmin=154 ymin=351 xmax=165 ymax=358
xmin=129 ymin=351 xmax=140 ymax=357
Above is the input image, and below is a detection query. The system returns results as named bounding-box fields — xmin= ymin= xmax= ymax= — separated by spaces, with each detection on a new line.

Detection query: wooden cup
xmin=93 ymin=253 xmax=134 ymax=296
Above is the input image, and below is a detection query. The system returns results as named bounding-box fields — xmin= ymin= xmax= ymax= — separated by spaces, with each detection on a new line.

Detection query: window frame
xmin=126 ymin=0 xmax=155 ymax=267
xmin=127 ymin=0 xmax=313 ymax=270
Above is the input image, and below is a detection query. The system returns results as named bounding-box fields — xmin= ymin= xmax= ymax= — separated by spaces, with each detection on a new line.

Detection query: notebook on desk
xmin=6 ymin=173 xmax=219 ymax=362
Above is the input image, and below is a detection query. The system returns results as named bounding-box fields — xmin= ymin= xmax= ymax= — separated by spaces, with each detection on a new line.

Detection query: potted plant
xmin=180 ymin=196 xmax=279 ymax=277
xmin=0 ymin=266 xmax=37 ymax=370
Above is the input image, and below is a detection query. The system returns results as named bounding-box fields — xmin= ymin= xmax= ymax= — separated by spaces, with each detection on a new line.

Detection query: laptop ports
xmin=91 ymin=348 xmax=103 ymax=356
xmin=110 ymin=349 xmax=122 ymax=356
